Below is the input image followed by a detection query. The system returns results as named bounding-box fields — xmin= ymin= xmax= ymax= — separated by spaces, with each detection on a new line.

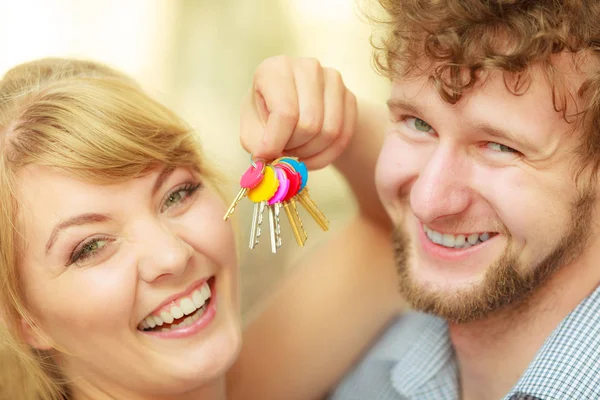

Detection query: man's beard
xmin=393 ymin=189 xmax=595 ymax=324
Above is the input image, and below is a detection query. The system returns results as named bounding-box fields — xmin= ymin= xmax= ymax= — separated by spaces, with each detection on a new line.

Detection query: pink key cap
xmin=224 ymin=161 xmax=266 ymax=221
xmin=268 ymin=166 xmax=290 ymax=205
xmin=241 ymin=161 xmax=265 ymax=189
xmin=277 ymin=163 xmax=301 ymax=202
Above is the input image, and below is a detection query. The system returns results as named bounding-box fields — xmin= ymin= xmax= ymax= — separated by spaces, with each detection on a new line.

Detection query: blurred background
xmin=0 ymin=0 xmax=390 ymax=317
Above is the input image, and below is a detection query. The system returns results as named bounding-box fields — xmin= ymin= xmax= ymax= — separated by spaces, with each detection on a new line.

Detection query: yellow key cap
xmin=247 ymin=165 xmax=279 ymax=203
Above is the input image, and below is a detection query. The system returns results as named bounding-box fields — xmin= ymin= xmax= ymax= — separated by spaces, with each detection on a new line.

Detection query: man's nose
xmin=410 ymin=145 xmax=472 ymax=224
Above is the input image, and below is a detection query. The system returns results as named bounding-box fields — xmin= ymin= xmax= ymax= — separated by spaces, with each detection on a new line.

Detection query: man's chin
xmin=397 ymin=275 xmax=497 ymax=324
xmin=409 ymin=259 xmax=491 ymax=289
xmin=393 ymin=226 xmax=533 ymax=324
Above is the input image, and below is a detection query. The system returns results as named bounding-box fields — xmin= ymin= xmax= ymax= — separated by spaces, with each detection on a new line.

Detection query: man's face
xmin=375 ymin=58 xmax=597 ymax=323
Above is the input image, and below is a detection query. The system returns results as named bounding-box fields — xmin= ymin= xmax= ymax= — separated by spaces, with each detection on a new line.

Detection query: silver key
xmin=274 ymin=203 xmax=282 ymax=249
xmin=267 ymin=203 xmax=283 ymax=253
xmin=249 ymin=201 xmax=265 ymax=249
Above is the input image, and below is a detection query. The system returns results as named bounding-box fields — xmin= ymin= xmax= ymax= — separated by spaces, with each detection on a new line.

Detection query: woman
xmin=0 ymin=57 xmax=401 ymax=400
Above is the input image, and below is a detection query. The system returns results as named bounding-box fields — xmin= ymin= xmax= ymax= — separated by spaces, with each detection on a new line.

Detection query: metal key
xmin=276 ymin=162 xmax=307 ymax=246
xmin=276 ymin=157 xmax=329 ymax=231
xmin=277 ymin=157 xmax=329 ymax=231
xmin=224 ymin=161 xmax=265 ymax=221
xmin=249 ymin=201 xmax=265 ymax=249
xmin=296 ymin=188 xmax=329 ymax=231
xmin=266 ymin=166 xmax=289 ymax=253
xmin=247 ymin=165 xmax=279 ymax=249
xmin=274 ymin=204 xmax=282 ymax=248
xmin=267 ymin=204 xmax=282 ymax=253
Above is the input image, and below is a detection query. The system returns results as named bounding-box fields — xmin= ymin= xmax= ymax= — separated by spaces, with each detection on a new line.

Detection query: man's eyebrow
xmin=474 ymin=123 xmax=538 ymax=152
xmin=386 ymin=98 xmax=425 ymax=116
xmin=45 ymin=213 xmax=111 ymax=254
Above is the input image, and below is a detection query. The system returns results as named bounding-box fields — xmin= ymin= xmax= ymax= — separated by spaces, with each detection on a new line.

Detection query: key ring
xmin=250 ymin=152 xmax=267 ymax=169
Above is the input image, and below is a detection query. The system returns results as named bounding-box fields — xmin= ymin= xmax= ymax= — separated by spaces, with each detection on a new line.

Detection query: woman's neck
xmin=70 ymin=375 xmax=228 ymax=400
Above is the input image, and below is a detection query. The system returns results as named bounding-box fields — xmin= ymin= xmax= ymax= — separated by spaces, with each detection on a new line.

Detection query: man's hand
xmin=240 ymin=55 xmax=357 ymax=170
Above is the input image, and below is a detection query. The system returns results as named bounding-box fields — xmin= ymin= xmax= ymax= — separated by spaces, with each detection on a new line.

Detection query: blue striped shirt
xmin=329 ymin=285 xmax=600 ymax=400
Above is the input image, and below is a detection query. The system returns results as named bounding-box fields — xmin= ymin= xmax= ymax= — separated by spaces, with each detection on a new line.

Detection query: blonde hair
xmin=0 ymin=58 xmax=223 ymax=400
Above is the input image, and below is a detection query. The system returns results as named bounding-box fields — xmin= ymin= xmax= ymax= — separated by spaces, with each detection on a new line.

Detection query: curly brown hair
xmin=370 ymin=0 xmax=600 ymax=176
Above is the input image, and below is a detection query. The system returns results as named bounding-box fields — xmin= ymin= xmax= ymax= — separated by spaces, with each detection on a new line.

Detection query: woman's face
xmin=16 ymin=165 xmax=241 ymax=399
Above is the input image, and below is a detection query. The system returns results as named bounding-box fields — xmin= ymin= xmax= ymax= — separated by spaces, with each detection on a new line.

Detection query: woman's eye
xmin=487 ymin=142 xmax=518 ymax=153
xmin=69 ymin=237 xmax=111 ymax=266
xmin=164 ymin=191 xmax=184 ymax=208
xmin=160 ymin=182 xmax=201 ymax=213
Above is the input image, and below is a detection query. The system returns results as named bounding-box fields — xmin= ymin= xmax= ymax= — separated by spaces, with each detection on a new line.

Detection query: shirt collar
xmin=390 ymin=314 xmax=459 ymax=398
xmin=389 ymin=284 xmax=600 ymax=399
xmin=507 ymin=284 xmax=600 ymax=399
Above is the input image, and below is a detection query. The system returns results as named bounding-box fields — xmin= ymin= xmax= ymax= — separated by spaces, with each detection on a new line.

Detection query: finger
xmin=251 ymin=56 xmax=300 ymax=160
xmin=287 ymin=67 xmax=346 ymax=159
xmin=301 ymin=89 xmax=357 ymax=170
xmin=321 ymin=68 xmax=346 ymax=139
xmin=283 ymin=58 xmax=325 ymax=150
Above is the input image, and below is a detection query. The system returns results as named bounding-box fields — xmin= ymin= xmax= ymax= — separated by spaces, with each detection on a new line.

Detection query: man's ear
xmin=20 ymin=317 xmax=53 ymax=351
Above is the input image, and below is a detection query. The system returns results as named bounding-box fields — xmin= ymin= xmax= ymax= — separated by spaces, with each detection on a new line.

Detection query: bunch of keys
xmin=223 ymin=156 xmax=329 ymax=254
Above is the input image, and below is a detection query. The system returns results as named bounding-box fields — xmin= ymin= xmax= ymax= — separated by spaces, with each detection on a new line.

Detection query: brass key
xmin=275 ymin=157 xmax=329 ymax=231
xmin=296 ymin=188 xmax=329 ymax=231
xmin=275 ymin=163 xmax=307 ymax=246
xmin=224 ymin=161 xmax=265 ymax=221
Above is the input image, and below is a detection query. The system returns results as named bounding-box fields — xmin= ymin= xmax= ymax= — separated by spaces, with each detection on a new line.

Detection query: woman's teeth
xmin=155 ymin=305 xmax=207 ymax=332
xmin=139 ymin=282 xmax=211 ymax=332
xmin=423 ymin=225 xmax=493 ymax=249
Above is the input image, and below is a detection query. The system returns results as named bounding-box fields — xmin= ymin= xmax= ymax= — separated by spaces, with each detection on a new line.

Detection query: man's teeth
xmin=139 ymin=282 xmax=211 ymax=331
xmin=423 ymin=225 xmax=492 ymax=249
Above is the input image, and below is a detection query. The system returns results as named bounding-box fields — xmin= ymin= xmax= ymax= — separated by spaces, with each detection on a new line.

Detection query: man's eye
xmin=487 ymin=142 xmax=517 ymax=153
xmin=414 ymin=118 xmax=432 ymax=132
xmin=405 ymin=117 xmax=435 ymax=134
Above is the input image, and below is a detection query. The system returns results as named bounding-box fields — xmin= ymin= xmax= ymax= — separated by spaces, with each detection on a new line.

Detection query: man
xmin=232 ymin=1 xmax=600 ymax=399
xmin=330 ymin=1 xmax=600 ymax=399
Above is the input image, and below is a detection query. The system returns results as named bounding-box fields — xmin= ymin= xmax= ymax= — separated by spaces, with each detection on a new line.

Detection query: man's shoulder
xmin=328 ymin=312 xmax=450 ymax=400
xmin=362 ymin=312 xmax=445 ymax=358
